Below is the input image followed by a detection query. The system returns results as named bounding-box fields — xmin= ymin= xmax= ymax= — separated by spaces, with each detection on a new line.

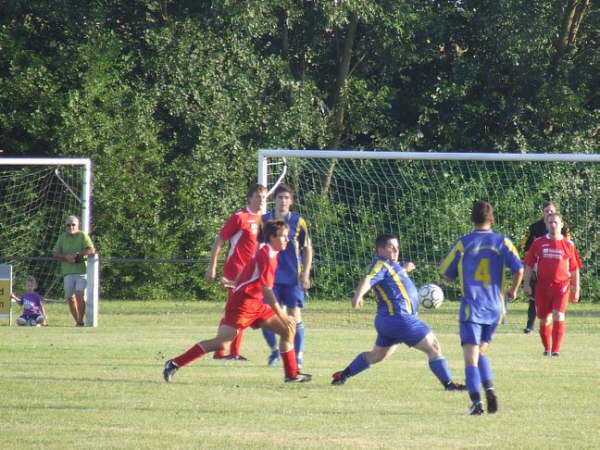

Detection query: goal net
xmin=258 ymin=150 xmax=600 ymax=302
xmin=0 ymin=158 xmax=99 ymax=325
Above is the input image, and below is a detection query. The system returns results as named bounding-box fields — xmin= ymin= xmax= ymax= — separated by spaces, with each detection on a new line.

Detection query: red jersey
xmin=524 ymin=235 xmax=583 ymax=284
xmin=219 ymin=208 xmax=261 ymax=280
xmin=228 ymin=244 xmax=279 ymax=307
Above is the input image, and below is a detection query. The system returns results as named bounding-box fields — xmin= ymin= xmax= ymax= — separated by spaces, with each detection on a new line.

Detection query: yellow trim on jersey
xmin=365 ymin=260 xmax=413 ymax=315
xmin=504 ymin=237 xmax=521 ymax=260
xmin=439 ymin=241 xmax=465 ymax=293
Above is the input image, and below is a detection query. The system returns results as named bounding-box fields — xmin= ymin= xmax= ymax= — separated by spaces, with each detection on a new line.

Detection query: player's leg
xmin=331 ymin=344 xmax=396 ymax=386
xmin=477 ymin=341 xmax=498 ymax=414
xmin=163 ymin=324 xmax=237 ymax=382
xmin=524 ymin=273 xmax=537 ymax=333
xmin=16 ymin=314 xmax=27 ymax=326
xmin=228 ymin=328 xmax=246 ymax=360
xmin=289 ymin=305 xmax=305 ymax=367
xmin=261 ymin=313 xmax=310 ymax=382
xmin=536 ymin=287 xmax=553 ymax=355
xmin=550 ymin=309 xmax=567 ymax=356
xmin=262 ymin=285 xmax=283 ymax=366
xmin=413 ymin=331 xmax=465 ymax=391
xmin=461 ymin=322 xmax=484 ymax=415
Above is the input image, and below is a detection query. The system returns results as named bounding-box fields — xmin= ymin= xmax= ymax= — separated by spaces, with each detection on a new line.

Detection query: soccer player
xmin=164 ymin=220 xmax=312 ymax=383
xmin=519 ymin=201 xmax=571 ymax=334
xmin=523 ymin=212 xmax=582 ymax=357
xmin=440 ymin=201 xmax=523 ymax=415
xmin=205 ymin=183 xmax=267 ymax=360
xmin=330 ymin=233 xmax=465 ymax=392
xmin=260 ymin=184 xmax=313 ymax=368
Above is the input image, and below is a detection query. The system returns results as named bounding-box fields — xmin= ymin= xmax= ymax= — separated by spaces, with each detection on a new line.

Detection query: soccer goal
xmin=0 ymin=158 xmax=99 ymax=326
xmin=258 ymin=150 xmax=600 ymax=301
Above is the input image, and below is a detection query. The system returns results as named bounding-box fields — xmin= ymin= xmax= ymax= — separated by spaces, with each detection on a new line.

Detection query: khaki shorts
xmin=64 ymin=274 xmax=87 ymax=298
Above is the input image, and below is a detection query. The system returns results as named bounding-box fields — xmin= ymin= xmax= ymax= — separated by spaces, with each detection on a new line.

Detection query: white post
xmin=86 ymin=254 xmax=99 ymax=327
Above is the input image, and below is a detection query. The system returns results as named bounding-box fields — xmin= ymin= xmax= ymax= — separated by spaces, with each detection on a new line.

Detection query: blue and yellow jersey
xmin=439 ymin=229 xmax=523 ymax=324
xmin=364 ymin=256 xmax=419 ymax=316
xmin=261 ymin=211 xmax=310 ymax=285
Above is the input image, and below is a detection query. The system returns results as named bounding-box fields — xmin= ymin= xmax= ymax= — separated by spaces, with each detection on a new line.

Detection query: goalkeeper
xmin=52 ymin=216 xmax=95 ymax=326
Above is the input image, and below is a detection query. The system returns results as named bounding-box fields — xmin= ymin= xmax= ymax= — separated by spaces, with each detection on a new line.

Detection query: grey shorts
xmin=64 ymin=274 xmax=87 ymax=298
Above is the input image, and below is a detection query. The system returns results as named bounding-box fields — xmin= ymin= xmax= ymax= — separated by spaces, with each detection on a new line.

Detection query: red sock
xmin=229 ymin=328 xmax=245 ymax=357
xmin=551 ymin=321 xmax=565 ymax=353
xmin=173 ymin=343 xmax=206 ymax=367
xmin=213 ymin=318 xmax=227 ymax=358
xmin=539 ymin=324 xmax=552 ymax=352
xmin=281 ymin=349 xmax=298 ymax=379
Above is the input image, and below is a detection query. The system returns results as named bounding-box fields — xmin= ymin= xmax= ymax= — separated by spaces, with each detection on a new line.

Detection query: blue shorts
xmin=460 ymin=321 xmax=498 ymax=346
xmin=273 ymin=283 xmax=305 ymax=309
xmin=374 ymin=314 xmax=431 ymax=348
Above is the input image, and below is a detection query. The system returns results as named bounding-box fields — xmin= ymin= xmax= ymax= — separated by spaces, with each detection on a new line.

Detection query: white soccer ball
xmin=418 ymin=283 xmax=444 ymax=309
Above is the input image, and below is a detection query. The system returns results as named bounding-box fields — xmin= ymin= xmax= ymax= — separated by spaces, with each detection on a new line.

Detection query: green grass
xmin=2 ymin=300 xmax=600 ymax=449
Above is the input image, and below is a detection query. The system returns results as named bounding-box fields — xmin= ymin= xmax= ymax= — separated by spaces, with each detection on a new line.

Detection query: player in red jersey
xmin=163 ymin=220 xmax=312 ymax=383
xmin=205 ymin=183 xmax=266 ymax=360
xmin=523 ymin=213 xmax=582 ymax=356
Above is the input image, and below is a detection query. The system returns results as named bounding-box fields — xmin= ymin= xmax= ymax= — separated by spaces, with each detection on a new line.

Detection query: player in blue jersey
xmin=440 ymin=201 xmax=523 ymax=415
xmin=331 ymin=233 xmax=465 ymax=391
xmin=261 ymin=184 xmax=313 ymax=368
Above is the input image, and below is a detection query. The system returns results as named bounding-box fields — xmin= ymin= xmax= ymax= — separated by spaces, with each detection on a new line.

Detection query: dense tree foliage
xmin=0 ymin=1 xmax=597 ymax=299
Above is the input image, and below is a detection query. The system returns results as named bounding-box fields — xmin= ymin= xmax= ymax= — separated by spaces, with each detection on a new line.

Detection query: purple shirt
xmin=19 ymin=292 xmax=44 ymax=314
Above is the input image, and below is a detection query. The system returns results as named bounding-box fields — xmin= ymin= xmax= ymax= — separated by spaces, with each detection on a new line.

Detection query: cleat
xmin=485 ymin=389 xmax=498 ymax=414
xmin=551 ymin=352 xmax=560 ymax=357
xmin=445 ymin=381 xmax=466 ymax=391
xmin=523 ymin=328 xmax=532 ymax=334
xmin=331 ymin=371 xmax=348 ymax=386
xmin=285 ymin=372 xmax=312 ymax=383
xmin=468 ymin=402 xmax=484 ymax=416
xmin=163 ymin=360 xmax=178 ymax=383
xmin=227 ymin=355 xmax=249 ymax=361
xmin=543 ymin=351 xmax=551 ymax=356
xmin=268 ymin=350 xmax=280 ymax=367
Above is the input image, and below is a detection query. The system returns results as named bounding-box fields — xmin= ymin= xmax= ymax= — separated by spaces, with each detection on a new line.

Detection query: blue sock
xmin=262 ymin=328 xmax=277 ymax=350
xmin=428 ymin=357 xmax=452 ymax=386
xmin=465 ymin=365 xmax=482 ymax=403
xmin=347 ymin=352 xmax=370 ymax=377
xmin=478 ymin=354 xmax=494 ymax=389
xmin=294 ymin=321 xmax=305 ymax=357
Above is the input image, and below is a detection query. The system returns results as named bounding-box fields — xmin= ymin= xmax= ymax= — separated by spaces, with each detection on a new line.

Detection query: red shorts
xmin=535 ymin=281 xmax=570 ymax=318
xmin=223 ymin=298 xmax=275 ymax=330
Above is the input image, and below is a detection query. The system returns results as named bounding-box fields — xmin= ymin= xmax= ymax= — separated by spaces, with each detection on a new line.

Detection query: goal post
xmin=258 ymin=149 xmax=600 ymax=302
xmin=0 ymin=157 xmax=99 ymax=326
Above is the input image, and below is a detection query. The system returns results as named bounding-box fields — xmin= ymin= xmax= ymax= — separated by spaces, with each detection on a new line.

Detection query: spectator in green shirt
xmin=52 ymin=215 xmax=96 ymax=326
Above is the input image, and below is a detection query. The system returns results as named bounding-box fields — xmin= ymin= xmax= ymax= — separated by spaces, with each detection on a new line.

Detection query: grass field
xmin=2 ymin=299 xmax=599 ymax=449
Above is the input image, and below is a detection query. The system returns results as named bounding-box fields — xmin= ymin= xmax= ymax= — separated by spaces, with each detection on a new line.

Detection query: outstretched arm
xmin=351 ymin=278 xmax=372 ymax=309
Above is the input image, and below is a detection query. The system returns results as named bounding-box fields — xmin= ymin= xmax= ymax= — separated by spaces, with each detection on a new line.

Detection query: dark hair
xmin=542 ymin=201 xmax=556 ymax=210
xmin=263 ymin=219 xmax=288 ymax=242
xmin=470 ymin=201 xmax=494 ymax=225
xmin=273 ymin=183 xmax=294 ymax=199
xmin=246 ymin=183 xmax=267 ymax=199
xmin=375 ymin=233 xmax=398 ymax=249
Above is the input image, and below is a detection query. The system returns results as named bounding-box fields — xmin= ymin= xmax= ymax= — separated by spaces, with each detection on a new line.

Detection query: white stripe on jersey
xmin=234 ymin=263 xmax=260 ymax=293
xmin=226 ymin=229 xmax=243 ymax=260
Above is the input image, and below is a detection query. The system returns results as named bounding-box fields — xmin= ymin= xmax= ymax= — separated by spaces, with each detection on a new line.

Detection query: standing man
xmin=440 ymin=201 xmax=523 ymax=415
xmin=205 ymin=183 xmax=267 ymax=360
xmin=261 ymin=184 xmax=313 ymax=368
xmin=52 ymin=215 xmax=96 ymax=326
xmin=164 ymin=220 xmax=311 ymax=383
xmin=330 ymin=233 xmax=465 ymax=391
xmin=523 ymin=212 xmax=582 ymax=357
xmin=519 ymin=201 xmax=571 ymax=334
